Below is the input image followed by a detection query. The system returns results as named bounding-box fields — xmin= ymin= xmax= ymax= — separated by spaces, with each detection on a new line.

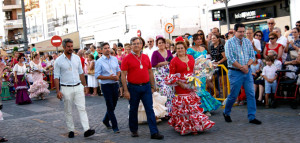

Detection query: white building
xmin=79 ymin=0 xmax=217 ymax=48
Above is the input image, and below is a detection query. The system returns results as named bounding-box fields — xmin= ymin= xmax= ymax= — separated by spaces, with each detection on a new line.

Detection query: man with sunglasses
xmin=143 ymin=37 xmax=158 ymax=61
xmin=262 ymin=18 xmax=276 ymax=43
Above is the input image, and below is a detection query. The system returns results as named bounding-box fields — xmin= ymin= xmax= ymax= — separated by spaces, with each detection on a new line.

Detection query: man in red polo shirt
xmin=121 ymin=37 xmax=164 ymax=140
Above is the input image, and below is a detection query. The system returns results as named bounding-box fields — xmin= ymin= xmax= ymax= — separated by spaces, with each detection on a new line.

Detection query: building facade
xmin=209 ymin=0 xmax=291 ymax=35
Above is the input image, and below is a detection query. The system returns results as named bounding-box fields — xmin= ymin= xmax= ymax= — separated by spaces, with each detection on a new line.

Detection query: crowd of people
xmin=1 ymin=18 xmax=300 ymax=141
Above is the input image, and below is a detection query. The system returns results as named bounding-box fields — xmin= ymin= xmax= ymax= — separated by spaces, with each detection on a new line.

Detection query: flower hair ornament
xmin=175 ymin=36 xmax=184 ymax=42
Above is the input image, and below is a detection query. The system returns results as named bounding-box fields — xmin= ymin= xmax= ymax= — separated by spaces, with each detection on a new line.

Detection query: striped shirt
xmin=225 ymin=36 xmax=255 ymax=68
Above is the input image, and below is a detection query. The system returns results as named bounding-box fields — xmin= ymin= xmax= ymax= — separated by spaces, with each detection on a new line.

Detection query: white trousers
xmin=61 ymin=84 xmax=90 ymax=132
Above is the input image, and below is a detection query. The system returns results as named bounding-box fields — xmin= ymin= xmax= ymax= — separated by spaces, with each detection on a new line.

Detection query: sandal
xmin=0 ymin=137 xmax=8 ymax=142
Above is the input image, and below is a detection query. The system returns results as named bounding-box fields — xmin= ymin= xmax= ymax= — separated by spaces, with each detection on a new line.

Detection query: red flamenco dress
xmin=166 ymin=55 xmax=215 ymax=135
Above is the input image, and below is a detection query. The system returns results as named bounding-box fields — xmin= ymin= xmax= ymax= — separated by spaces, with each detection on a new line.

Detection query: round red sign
xmin=137 ymin=30 xmax=141 ymax=37
xmin=51 ymin=35 xmax=62 ymax=47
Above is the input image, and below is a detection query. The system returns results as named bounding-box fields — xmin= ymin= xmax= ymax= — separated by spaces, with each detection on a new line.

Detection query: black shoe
xmin=249 ymin=119 xmax=262 ymax=125
xmin=114 ymin=129 xmax=120 ymax=134
xmin=102 ymin=122 xmax=112 ymax=129
xmin=84 ymin=129 xmax=95 ymax=137
xmin=131 ymin=132 xmax=139 ymax=137
xmin=223 ymin=113 xmax=232 ymax=122
xmin=151 ymin=133 xmax=164 ymax=140
xmin=68 ymin=131 xmax=74 ymax=138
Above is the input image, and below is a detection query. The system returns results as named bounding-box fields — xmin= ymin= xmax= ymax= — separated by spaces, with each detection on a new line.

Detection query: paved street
xmin=1 ymin=91 xmax=300 ymax=143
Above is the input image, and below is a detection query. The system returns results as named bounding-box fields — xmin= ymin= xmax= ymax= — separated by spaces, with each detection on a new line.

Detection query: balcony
xmin=2 ymin=4 xmax=21 ymax=11
xmin=4 ymin=19 xmax=23 ymax=30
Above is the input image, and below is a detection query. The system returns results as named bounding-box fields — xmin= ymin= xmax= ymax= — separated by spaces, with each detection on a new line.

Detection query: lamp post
xmin=224 ymin=0 xmax=230 ymax=31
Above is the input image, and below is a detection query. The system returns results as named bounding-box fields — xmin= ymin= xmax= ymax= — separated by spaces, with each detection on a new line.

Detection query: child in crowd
xmin=268 ymin=50 xmax=282 ymax=70
xmin=251 ymin=55 xmax=264 ymax=103
xmin=262 ymin=56 xmax=278 ymax=108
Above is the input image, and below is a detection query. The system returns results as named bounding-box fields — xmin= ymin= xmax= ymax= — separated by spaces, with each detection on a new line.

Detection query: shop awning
xmin=35 ymin=31 xmax=80 ymax=52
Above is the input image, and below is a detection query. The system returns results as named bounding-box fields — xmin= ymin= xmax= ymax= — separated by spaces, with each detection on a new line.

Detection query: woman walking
xmin=13 ymin=54 xmax=31 ymax=105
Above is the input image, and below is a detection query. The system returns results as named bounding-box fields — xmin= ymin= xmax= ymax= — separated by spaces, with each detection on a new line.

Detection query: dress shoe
xmin=84 ymin=129 xmax=95 ymax=137
xmin=131 ymin=132 xmax=139 ymax=137
xmin=223 ymin=113 xmax=232 ymax=122
xmin=68 ymin=131 xmax=74 ymax=138
xmin=249 ymin=119 xmax=262 ymax=125
xmin=151 ymin=133 xmax=164 ymax=140
xmin=113 ymin=129 xmax=120 ymax=134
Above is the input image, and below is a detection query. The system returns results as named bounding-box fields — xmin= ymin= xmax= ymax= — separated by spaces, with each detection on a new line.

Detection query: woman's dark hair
xmin=155 ymin=37 xmax=166 ymax=47
xmin=17 ymin=53 xmax=24 ymax=61
xmin=48 ymin=55 xmax=53 ymax=61
xmin=212 ymin=34 xmax=222 ymax=45
xmin=234 ymin=23 xmax=245 ymax=31
xmin=193 ymin=33 xmax=207 ymax=46
xmin=139 ymin=37 xmax=145 ymax=48
xmin=254 ymin=30 xmax=263 ymax=38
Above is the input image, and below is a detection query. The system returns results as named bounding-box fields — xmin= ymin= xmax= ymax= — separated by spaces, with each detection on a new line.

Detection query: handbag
xmin=290 ymin=50 xmax=298 ymax=60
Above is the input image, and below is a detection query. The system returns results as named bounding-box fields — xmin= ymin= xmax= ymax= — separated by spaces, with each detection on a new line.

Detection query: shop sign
xmin=212 ymin=10 xmax=225 ymax=21
xmin=235 ymin=11 xmax=256 ymax=19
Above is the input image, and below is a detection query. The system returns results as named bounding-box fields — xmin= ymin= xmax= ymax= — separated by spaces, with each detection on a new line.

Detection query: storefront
xmin=212 ymin=0 xmax=291 ymax=34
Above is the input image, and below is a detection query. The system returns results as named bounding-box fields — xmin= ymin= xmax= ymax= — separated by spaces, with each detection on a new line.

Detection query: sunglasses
xmin=268 ymin=23 xmax=274 ymax=25
xmin=199 ymin=33 xmax=204 ymax=35
xmin=296 ymin=25 xmax=300 ymax=27
xmin=269 ymin=37 xmax=275 ymax=40
xmin=255 ymin=34 xmax=262 ymax=37
xmin=148 ymin=41 xmax=153 ymax=43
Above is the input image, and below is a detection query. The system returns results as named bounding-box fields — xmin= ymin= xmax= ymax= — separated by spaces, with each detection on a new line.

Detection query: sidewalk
xmin=0 ymin=91 xmax=300 ymax=143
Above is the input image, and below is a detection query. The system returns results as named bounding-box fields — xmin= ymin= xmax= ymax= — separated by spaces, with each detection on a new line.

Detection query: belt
xmin=228 ymin=67 xmax=241 ymax=71
xmin=128 ymin=82 xmax=149 ymax=86
xmin=61 ymin=83 xmax=81 ymax=87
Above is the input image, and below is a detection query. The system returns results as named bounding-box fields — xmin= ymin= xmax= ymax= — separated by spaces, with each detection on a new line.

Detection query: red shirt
xmin=265 ymin=43 xmax=282 ymax=61
xmin=169 ymin=55 xmax=195 ymax=94
xmin=80 ymin=57 xmax=85 ymax=70
xmin=121 ymin=53 xmax=152 ymax=84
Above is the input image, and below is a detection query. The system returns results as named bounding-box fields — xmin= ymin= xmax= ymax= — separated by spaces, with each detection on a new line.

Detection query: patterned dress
xmin=187 ymin=48 xmax=222 ymax=112
xmin=28 ymin=61 xmax=50 ymax=98
xmin=152 ymin=50 xmax=174 ymax=114
xmin=166 ymin=55 xmax=215 ymax=135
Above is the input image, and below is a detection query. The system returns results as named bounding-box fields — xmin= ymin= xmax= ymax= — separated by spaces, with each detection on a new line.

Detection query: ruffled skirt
xmin=138 ymin=92 xmax=167 ymax=124
xmin=1 ymin=81 xmax=12 ymax=100
xmin=168 ymin=92 xmax=215 ymax=135
xmin=28 ymin=72 xmax=50 ymax=98
xmin=15 ymin=75 xmax=31 ymax=105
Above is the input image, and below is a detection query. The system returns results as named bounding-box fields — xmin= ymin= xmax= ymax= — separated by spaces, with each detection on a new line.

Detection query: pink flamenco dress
xmin=165 ymin=55 xmax=215 ymax=135
xmin=28 ymin=61 xmax=50 ymax=99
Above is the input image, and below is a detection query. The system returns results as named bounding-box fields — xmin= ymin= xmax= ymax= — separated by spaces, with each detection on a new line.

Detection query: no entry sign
xmin=51 ymin=35 xmax=62 ymax=47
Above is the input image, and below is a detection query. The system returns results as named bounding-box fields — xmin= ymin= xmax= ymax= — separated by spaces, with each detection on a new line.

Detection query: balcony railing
xmin=4 ymin=19 xmax=23 ymax=29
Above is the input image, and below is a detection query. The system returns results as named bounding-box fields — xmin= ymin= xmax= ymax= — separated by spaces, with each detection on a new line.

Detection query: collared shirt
xmin=95 ymin=55 xmax=120 ymax=84
xmin=225 ymin=36 xmax=255 ymax=68
xmin=143 ymin=46 xmax=158 ymax=61
xmin=262 ymin=28 xmax=271 ymax=42
xmin=121 ymin=53 xmax=152 ymax=84
xmin=54 ymin=53 xmax=83 ymax=85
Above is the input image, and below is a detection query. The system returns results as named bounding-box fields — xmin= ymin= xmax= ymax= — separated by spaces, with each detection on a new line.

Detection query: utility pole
xmin=224 ymin=0 xmax=230 ymax=31
xmin=21 ymin=0 xmax=28 ymax=51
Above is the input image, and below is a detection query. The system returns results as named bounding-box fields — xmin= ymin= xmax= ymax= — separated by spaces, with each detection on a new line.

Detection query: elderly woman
xmin=13 ymin=54 xmax=32 ymax=105
xmin=285 ymin=28 xmax=300 ymax=62
xmin=263 ymin=32 xmax=283 ymax=61
xmin=151 ymin=36 xmax=174 ymax=114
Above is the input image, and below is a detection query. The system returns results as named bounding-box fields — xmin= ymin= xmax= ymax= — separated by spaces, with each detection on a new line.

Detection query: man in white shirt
xmin=246 ymin=28 xmax=261 ymax=53
xmin=273 ymin=27 xmax=288 ymax=62
xmin=143 ymin=37 xmax=158 ymax=61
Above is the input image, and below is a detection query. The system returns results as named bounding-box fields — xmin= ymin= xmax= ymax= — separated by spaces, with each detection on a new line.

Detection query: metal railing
xmin=213 ymin=64 xmax=230 ymax=101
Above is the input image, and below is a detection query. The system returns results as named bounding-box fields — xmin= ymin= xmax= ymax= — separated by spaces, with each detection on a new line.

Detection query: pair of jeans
xmin=224 ymin=69 xmax=257 ymax=121
xmin=101 ymin=83 xmax=119 ymax=131
xmin=128 ymin=82 xmax=158 ymax=135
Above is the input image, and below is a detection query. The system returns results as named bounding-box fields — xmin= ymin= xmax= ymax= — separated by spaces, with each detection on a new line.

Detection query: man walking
xmin=54 ymin=38 xmax=95 ymax=138
xmin=95 ymin=42 xmax=120 ymax=133
xmin=224 ymin=24 xmax=262 ymax=125
xmin=121 ymin=37 xmax=164 ymax=139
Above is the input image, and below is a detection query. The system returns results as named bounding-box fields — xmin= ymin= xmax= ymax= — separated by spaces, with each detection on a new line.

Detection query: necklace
xmin=179 ymin=55 xmax=190 ymax=71
xmin=132 ymin=54 xmax=143 ymax=69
